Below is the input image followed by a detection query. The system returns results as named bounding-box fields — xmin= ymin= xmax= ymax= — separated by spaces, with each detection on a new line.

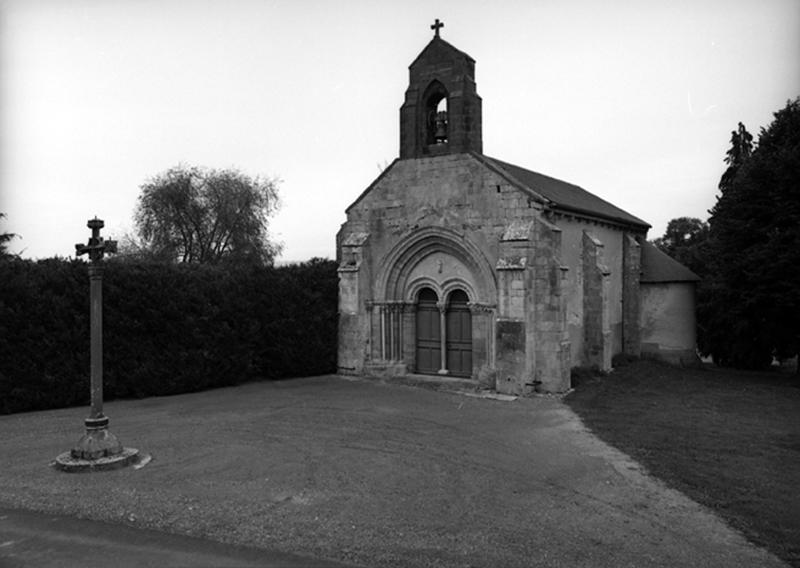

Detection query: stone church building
xmin=337 ymin=27 xmax=698 ymax=394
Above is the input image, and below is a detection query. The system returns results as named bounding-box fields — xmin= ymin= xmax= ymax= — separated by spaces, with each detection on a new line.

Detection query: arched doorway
xmin=415 ymin=287 xmax=440 ymax=374
xmin=446 ymin=289 xmax=472 ymax=377
xmin=414 ymin=287 xmax=473 ymax=377
xmin=375 ymin=228 xmax=493 ymax=378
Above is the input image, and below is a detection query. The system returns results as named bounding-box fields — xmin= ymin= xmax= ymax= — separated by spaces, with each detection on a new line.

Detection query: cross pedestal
xmin=54 ymin=217 xmax=145 ymax=472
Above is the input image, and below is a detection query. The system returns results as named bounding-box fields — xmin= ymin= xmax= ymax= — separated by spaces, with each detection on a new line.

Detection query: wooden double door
xmin=415 ymin=288 xmax=472 ymax=377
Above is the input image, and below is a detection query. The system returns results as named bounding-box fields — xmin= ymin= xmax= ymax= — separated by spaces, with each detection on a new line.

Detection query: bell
xmin=434 ymin=111 xmax=448 ymax=143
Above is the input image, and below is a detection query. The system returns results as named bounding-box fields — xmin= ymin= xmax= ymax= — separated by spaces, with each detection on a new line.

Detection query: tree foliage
xmin=652 ymin=217 xmax=709 ymax=277
xmin=718 ymin=121 xmax=754 ymax=192
xmin=0 ymin=213 xmax=18 ymax=260
xmin=133 ymin=165 xmax=281 ymax=265
xmin=699 ymin=98 xmax=800 ymax=368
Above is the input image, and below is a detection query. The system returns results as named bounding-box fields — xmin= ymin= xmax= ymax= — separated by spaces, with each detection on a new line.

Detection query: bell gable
xmin=400 ymin=31 xmax=482 ymax=159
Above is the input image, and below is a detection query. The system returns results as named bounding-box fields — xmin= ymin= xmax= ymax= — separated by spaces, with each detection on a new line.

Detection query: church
xmin=337 ymin=23 xmax=698 ymax=395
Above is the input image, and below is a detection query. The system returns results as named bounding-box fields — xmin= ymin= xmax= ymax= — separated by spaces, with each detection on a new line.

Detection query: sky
xmin=1 ymin=0 xmax=798 ymax=262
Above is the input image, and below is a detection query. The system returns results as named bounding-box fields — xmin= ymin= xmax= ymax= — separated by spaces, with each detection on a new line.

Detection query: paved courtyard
xmin=0 ymin=376 xmax=788 ymax=567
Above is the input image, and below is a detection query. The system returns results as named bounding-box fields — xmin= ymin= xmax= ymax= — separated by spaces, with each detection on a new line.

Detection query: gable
xmin=344 ymin=158 xmax=401 ymax=215
xmin=345 ymin=153 xmax=535 ymax=217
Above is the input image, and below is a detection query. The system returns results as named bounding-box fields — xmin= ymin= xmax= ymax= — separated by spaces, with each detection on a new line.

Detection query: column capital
xmin=467 ymin=302 xmax=496 ymax=314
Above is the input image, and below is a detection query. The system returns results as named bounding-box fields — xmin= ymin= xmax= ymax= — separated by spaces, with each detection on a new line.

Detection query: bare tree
xmin=134 ymin=165 xmax=281 ymax=265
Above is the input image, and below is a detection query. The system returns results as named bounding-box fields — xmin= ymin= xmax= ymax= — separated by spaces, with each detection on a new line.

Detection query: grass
xmin=565 ymin=359 xmax=800 ymax=567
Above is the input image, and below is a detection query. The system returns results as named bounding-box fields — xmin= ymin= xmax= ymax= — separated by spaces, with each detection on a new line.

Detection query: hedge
xmin=0 ymin=257 xmax=338 ymax=414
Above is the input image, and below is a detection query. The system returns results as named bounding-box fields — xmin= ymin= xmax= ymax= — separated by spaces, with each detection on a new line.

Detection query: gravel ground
xmin=0 ymin=376 xmax=789 ymax=568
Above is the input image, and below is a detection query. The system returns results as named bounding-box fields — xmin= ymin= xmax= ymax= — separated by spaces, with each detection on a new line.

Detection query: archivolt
xmin=405 ymin=276 xmax=478 ymax=304
xmin=376 ymin=227 xmax=496 ymax=303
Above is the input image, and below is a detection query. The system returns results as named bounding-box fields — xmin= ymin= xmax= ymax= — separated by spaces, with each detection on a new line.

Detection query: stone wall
xmin=530 ymin=217 xmax=571 ymax=392
xmin=400 ymin=38 xmax=482 ymax=159
xmin=581 ymin=231 xmax=612 ymax=371
xmin=554 ymin=216 xmax=631 ymax=365
xmin=622 ymin=234 xmax=642 ymax=357
xmin=337 ymin=231 xmax=371 ymax=375
xmin=641 ymin=282 xmax=699 ymax=366
xmin=495 ymin=221 xmax=532 ymax=394
xmin=338 ymin=152 xmax=637 ymax=392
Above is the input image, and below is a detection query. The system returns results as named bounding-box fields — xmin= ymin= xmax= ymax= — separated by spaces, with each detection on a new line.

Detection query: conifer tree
xmin=700 ymin=99 xmax=800 ymax=368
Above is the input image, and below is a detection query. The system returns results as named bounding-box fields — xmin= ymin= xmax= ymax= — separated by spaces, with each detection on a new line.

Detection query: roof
xmin=640 ymin=240 xmax=700 ymax=283
xmin=479 ymin=155 xmax=651 ymax=229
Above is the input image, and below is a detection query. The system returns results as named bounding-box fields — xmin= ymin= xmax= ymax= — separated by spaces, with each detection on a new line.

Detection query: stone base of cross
xmin=54 ymin=416 xmax=143 ymax=473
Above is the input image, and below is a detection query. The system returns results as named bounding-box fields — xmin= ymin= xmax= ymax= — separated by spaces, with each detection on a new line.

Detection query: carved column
xmin=365 ymin=301 xmax=374 ymax=361
xmin=437 ymin=301 xmax=448 ymax=375
xmin=396 ymin=302 xmax=405 ymax=361
xmin=402 ymin=301 xmax=417 ymax=371
xmin=389 ymin=305 xmax=396 ymax=360
xmin=380 ymin=304 xmax=386 ymax=361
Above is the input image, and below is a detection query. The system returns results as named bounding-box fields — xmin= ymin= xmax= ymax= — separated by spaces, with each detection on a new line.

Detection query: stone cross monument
xmin=55 ymin=217 xmax=143 ymax=472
